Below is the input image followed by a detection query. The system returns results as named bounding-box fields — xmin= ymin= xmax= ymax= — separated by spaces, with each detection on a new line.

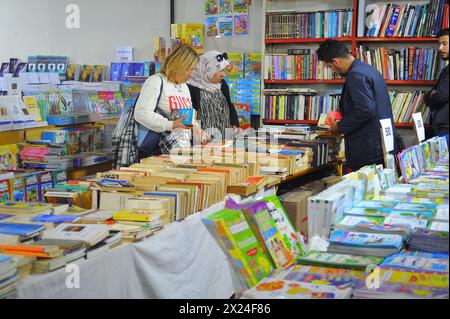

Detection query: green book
xmin=296 ymin=250 xmax=384 ymax=270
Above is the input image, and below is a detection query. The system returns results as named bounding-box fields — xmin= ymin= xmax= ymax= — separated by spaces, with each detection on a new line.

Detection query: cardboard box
xmin=280 ymin=190 xmax=313 ymax=237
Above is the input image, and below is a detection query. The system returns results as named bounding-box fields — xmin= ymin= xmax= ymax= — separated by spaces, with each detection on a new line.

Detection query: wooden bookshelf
xmin=264 ymin=79 xmax=344 ymax=84
xmin=385 ymin=80 xmax=437 ymax=85
xmin=356 ymin=37 xmax=437 ymax=42
xmin=263 ymin=119 xmax=319 ymax=125
xmin=265 ymin=37 xmax=353 ymax=44
xmin=263 ymin=119 xmax=431 ymax=129
xmin=261 ymin=0 xmax=443 ymax=129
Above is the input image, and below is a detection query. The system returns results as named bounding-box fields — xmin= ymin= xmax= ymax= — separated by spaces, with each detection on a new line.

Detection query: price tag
xmin=412 ymin=112 xmax=425 ymax=143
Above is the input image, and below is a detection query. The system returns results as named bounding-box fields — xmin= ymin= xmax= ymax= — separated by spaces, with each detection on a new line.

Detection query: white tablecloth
xmin=15 ymin=212 xmax=236 ymax=299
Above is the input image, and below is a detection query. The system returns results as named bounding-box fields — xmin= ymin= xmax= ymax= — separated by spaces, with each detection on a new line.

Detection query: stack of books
xmin=408 ymin=228 xmax=449 ymax=253
xmin=327 ymin=230 xmax=404 ymax=257
xmin=0 ymin=254 xmax=19 ymax=298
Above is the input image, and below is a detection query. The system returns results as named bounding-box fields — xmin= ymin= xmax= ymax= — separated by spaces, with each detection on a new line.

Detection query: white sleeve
xmin=134 ymin=76 xmax=174 ymax=133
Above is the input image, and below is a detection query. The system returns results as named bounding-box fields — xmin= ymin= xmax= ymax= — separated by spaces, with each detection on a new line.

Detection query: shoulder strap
xmin=154 ymin=74 xmax=165 ymax=116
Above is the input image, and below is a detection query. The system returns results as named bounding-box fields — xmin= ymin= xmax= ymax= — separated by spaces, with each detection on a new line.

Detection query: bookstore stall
xmin=0 ymin=0 xmax=449 ymax=300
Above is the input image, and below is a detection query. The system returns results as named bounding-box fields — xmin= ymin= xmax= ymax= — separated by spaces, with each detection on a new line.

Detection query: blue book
xmin=0 ymin=214 xmax=13 ymax=221
xmin=283 ymin=56 xmax=287 ymax=80
xmin=385 ymin=5 xmax=401 ymax=37
xmin=0 ymin=222 xmax=44 ymax=236
xmin=420 ymin=49 xmax=427 ymax=80
xmin=409 ymin=5 xmax=421 ymax=37
xmin=346 ymin=10 xmax=352 ymax=36
xmin=434 ymin=0 xmax=445 ymax=35
xmin=381 ymin=254 xmax=449 ymax=273
xmin=120 ymin=63 xmax=132 ymax=77
xmin=110 ymin=62 xmax=122 ymax=81
xmin=32 ymin=214 xmax=79 ymax=223
xmin=426 ymin=49 xmax=434 ymax=80
xmin=412 ymin=49 xmax=420 ymax=80
xmin=311 ymin=13 xmax=315 ymax=38
xmin=0 ymin=254 xmax=11 ymax=263
xmin=397 ymin=250 xmax=449 ymax=259
xmin=131 ymin=63 xmax=145 ymax=76
xmin=329 ymin=230 xmax=403 ymax=249
xmin=171 ymin=108 xmax=195 ymax=126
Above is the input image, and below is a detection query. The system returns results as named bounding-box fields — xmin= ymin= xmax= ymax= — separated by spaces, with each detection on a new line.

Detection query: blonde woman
xmin=134 ymin=45 xmax=200 ymax=157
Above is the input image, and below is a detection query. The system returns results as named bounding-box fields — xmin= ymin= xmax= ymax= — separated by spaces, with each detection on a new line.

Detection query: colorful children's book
xmin=296 ymin=251 xmax=384 ymax=270
xmin=381 ymin=254 xmax=449 ymax=273
xmin=202 ymin=208 xmax=273 ymax=289
xmin=328 ymin=230 xmax=403 ymax=257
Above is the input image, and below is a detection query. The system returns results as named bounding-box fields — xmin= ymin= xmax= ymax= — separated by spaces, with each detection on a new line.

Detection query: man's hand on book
xmin=328 ymin=118 xmax=340 ymax=134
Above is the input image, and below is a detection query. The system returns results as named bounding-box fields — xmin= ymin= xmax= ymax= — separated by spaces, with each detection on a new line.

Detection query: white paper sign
xmin=412 ymin=112 xmax=425 ymax=142
xmin=49 ymin=72 xmax=61 ymax=84
xmin=380 ymin=118 xmax=394 ymax=153
xmin=116 ymin=46 xmax=133 ymax=62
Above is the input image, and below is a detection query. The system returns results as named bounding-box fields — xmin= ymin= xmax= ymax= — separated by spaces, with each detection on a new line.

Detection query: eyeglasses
xmin=216 ymin=52 xmax=228 ymax=62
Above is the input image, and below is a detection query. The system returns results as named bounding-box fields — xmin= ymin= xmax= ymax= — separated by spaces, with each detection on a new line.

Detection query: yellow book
xmin=22 ymin=96 xmax=42 ymax=121
xmin=112 ymin=209 xmax=167 ymax=223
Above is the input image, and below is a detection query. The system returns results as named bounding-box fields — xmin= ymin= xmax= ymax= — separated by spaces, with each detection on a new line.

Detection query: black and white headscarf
xmin=187 ymin=50 xmax=230 ymax=92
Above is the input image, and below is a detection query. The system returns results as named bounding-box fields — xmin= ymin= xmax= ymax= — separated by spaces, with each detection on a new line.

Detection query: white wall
xmin=0 ymin=0 xmax=262 ymax=67
xmin=0 ymin=0 xmax=170 ymax=65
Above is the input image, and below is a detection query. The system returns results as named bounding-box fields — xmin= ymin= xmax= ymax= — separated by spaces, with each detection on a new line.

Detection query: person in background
xmin=425 ymin=28 xmax=449 ymax=145
xmin=187 ymin=50 xmax=239 ymax=141
xmin=134 ymin=45 xmax=200 ymax=158
xmin=317 ymin=40 xmax=396 ymax=172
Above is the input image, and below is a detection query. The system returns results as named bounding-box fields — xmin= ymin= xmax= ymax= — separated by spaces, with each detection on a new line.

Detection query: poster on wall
xmin=205 ymin=0 xmax=219 ymax=15
xmin=219 ymin=0 xmax=233 ymax=14
xmin=219 ymin=15 xmax=233 ymax=36
xmin=234 ymin=14 xmax=248 ymax=35
xmin=205 ymin=16 xmax=219 ymax=37
xmin=204 ymin=0 xmax=249 ymax=37
xmin=233 ymin=0 xmax=248 ymax=14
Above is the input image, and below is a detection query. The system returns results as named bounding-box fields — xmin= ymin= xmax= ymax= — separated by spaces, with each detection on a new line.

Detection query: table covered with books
xmin=14 ymin=207 xmax=236 ymax=299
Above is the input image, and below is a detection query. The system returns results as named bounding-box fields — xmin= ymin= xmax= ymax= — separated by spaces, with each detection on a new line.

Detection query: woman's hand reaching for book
xmin=172 ymin=116 xmax=188 ymax=130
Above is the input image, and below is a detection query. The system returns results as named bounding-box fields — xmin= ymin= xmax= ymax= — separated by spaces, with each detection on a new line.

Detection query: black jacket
xmin=425 ymin=64 xmax=449 ymax=134
xmin=187 ymin=80 xmax=239 ymax=127
xmin=337 ymin=59 xmax=397 ymax=170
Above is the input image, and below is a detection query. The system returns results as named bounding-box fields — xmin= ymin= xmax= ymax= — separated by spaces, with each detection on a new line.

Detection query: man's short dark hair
xmin=437 ymin=28 xmax=449 ymax=38
xmin=316 ymin=40 xmax=351 ymax=63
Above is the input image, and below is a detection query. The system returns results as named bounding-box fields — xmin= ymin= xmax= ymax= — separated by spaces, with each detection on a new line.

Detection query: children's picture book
xmin=380 ymin=254 xmax=449 ymax=273
xmin=234 ymin=14 xmax=249 ymax=35
xmin=329 ymin=230 xmax=403 ymax=248
xmin=226 ymin=53 xmax=244 ymax=78
xmin=234 ymin=103 xmax=250 ymax=129
xmin=202 ymin=208 xmax=274 ymax=289
xmin=90 ymin=65 xmax=105 ymax=82
xmin=219 ymin=15 xmax=233 ymax=37
xmin=244 ymin=53 xmax=262 ymax=79
xmin=297 ymin=251 xmax=384 ymax=270
xmin=79 ymin=65 xmax=94 ymax=82
xmin=205 ymin=0 xmax=219 ymax=15
xmin=233 ymin=0 xmax=248 ymax=13
xmin=219 ymin=0 xmax=233 ymax=14
xmin=205 ymin=16 xmax=219 ymax=37
xmin=42 ymin=223 xmax=109 ymax=247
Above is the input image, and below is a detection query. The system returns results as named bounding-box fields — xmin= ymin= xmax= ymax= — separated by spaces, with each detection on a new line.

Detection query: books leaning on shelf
xmin=263 ymin=89 xmax=341 ymax=121
xmin=356 ymin=46 xmax=445 ymax=82
xmin=265 ymin=9 xmax=353 ymax=40
xmin=264 ymin=53 xmax=342 ymax=80
xmin=363 ymin=0 xmax=448 ymax=38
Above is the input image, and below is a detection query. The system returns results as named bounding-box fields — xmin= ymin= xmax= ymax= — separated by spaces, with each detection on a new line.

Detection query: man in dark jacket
xmin=317 ymin=40 xmax=396 ymax=171
xmin=425 ymin=28 xmax=449 ymax=145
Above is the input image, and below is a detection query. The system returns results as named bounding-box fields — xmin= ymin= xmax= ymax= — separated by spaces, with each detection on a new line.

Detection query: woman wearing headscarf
xmin=187 ymin=50 xmax=239 ymax=141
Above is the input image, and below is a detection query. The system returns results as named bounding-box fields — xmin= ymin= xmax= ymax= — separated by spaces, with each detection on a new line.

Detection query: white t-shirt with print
xmin=134 ymin=73 xmax=193 ymax=133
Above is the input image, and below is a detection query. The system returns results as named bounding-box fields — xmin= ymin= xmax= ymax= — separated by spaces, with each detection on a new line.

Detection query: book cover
xmin=329 ymin=230 xmax=403 ymax=248
xmin=234 ymin=14 xmax=249 ymax=36
xmin=0 ymin=222 xmax=44 ymax=236
xmin=205 ymin=16 xmax=219 ymax=37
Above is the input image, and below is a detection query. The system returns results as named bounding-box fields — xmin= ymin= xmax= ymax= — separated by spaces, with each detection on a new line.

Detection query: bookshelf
xmin=261 ymin=0 xmax=446 ymax=128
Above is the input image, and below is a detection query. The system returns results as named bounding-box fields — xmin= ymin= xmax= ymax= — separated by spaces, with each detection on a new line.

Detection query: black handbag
xmin=135 ymin=75 xmax=166 ymax=155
